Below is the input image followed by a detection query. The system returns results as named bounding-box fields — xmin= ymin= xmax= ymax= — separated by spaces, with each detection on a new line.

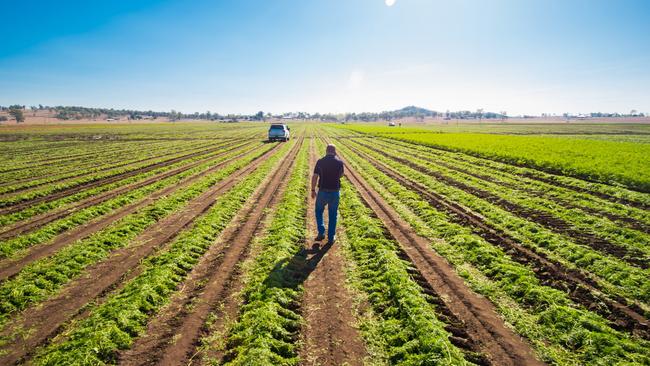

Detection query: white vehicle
xmin=388 ymin=121 xmax=396 ymax=126
xmin=268 ymin=124 xmax=291 ymax=141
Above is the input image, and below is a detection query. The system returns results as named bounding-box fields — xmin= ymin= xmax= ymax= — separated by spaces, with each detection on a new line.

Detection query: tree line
xmin=0 ymin=104 xmax=646 ymax=123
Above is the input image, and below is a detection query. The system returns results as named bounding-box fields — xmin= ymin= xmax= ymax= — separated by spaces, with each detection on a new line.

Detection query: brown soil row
xmin=343 ymin=141 xmax=650 ymax=340
xmin=0 ymin=141 xmax=245 ymax=215
xmin=117 ymin=137 xmax=304 ymax=366
xmin=0 ymin=140 xmax=221 ymax=194
xmin=0 ymin=142 xmax=284 ymax=365
xmin=0 ymin=141 xmax=256 ymax=242
xmin=0 ymin=142 xmax=262 ymax=282
xmin=298 ymin=137 xmax=368 ymax=366
xmin=339 ymin=147 xmax=542 ymax=366
xmin=353 ymin=140 xmax=649 ymax=270
xmin=362 ymin=138 xmax=650 ymax=234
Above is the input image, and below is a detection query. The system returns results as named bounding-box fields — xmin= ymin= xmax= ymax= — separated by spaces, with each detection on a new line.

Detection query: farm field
xmin=338 ymin=124 xmax=650 ymax=192
xmin=0 ymin=122 xmax=648 ymax=366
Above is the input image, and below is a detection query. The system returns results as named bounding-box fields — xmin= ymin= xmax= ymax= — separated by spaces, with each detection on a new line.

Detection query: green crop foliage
xmin=336 ymin=124 xmax=650 ymax=193
xmin=362 ymin=136 xmax=650 ymax=230
xmin=343 ymin=138 xmax=650 ymax=306
xmin=30 ymin=141 xmax=294 ymax=366
xmin=0 ymin=141 xmax=254 ymax=229
xmin=347 ymin=138 xmax=650 ymax=263
xmin=334 ymin=179 xmax=471 ymax=365
xmin=0 ymin=141 xmax=259 ymax=259
xmin=336 ymin=139 xmax=650 ymax=365
xmin=0 ymin=139 xmax=215 ymax=195
xmin=221 ymin=143 xmax=308 ymax=365
xmin=0 ymin=140 xmax=228 ymax=208
xmin=0 ymin=143 xmax=276 ymax=328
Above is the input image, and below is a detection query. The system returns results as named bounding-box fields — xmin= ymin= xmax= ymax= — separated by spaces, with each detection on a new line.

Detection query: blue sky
xmin=1 ymin=0 xmax=649 ymax=115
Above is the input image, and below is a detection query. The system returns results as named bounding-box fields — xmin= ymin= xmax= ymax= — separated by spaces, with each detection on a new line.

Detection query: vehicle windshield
xmin=270 ymin=125 xmax=284 ymax=130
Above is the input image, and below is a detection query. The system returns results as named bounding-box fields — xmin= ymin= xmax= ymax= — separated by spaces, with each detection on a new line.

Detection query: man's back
xmin=314 ymin=154 xmax=344 ymax=191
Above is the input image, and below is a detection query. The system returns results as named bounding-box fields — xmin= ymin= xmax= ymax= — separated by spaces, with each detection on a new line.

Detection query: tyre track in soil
xmin=0 ymin=140 xmax=256 ymax=242
xmin=0 ymin=141 xmax=241 ymax=215
xmin=324 ymin=136 xmax=542 ymax=366
xmin=352 ymin=139 xmax=649 ymax=270
xmin=0 ymin=142 xmax=285 ymax=366
xmin=117 ymin=136 xmax=304 ymax=366
xmin=0 ymin=141 xmax=261 ymax=282
xmin=362 ymin=138 xmax=650 ymax=234
xmin=0 ymin=139 xmax=219 ymax=193
xmin=338 ymin=139 xmax=650 ymax=340
xmin=346 ymin=135 xmax=650 ymax=211
xmin=298 ymin=137 xmax=368 ymax=366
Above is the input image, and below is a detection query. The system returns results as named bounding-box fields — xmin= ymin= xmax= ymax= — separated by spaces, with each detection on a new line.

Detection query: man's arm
xmin=311 ymin=173 xmax=319 ymax=191
xmin=311 ymin=173 xmax=319 ymax=199
xmin=311 ymin=160 xmax=320 ymax=199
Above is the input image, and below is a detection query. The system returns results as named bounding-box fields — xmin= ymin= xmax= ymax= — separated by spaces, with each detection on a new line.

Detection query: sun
xmin=385 ymin=0 xmax=396 ymax=6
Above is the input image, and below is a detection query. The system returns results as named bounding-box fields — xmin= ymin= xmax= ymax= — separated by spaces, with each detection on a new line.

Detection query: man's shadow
xmin=223 ymin=239 xmax=333 ymax=362
xmin=259 ymin=239 xmax=334 ymax=303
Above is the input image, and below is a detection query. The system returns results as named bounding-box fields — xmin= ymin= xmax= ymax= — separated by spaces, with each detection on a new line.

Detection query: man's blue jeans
xmin=315 ymin=190 xmax=340 ymax=242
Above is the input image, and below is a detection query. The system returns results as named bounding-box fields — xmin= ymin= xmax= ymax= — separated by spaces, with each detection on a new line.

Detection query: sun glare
xmin=385 ymin=0 xmax=396 ymax=7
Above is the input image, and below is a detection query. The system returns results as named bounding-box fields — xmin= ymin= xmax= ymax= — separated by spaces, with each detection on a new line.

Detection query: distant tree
xmin=254 ymin=111 xmax=264 ymax=121
xmin=476 ymin=108 xmax=484 ymax=123
xmin=500 ymin=111 xmax=507 ymax=122
xmin=170 ymin=110 xmax=180 ymax=122
xmin=8 ymin=105 xmax=25 ymax=123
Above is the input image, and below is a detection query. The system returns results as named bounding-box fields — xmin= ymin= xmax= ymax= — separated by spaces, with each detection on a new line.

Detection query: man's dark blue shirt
xmin=314 ymin=154 xmax=344 ymax=191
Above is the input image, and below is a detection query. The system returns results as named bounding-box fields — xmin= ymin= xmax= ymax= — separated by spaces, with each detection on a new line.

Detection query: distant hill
xmin=391 ymin=106 xmax=437 ymax=116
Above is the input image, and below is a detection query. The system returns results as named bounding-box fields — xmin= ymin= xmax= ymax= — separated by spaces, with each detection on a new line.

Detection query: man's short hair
xmin=326 ymin=144 xmax=336 ymax=155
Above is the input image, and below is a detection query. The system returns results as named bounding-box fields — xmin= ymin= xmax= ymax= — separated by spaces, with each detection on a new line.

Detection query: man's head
xmin=326 ymin=144 xmax=336 ymax=156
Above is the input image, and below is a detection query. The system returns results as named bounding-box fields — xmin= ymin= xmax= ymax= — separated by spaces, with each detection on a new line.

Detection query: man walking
xmin=311 ymin=144 xmax=344 ymax=244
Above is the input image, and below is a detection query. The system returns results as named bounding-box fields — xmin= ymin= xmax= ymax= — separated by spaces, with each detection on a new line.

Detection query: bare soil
xmin=298 ymin=137 xmax=368 ymax=366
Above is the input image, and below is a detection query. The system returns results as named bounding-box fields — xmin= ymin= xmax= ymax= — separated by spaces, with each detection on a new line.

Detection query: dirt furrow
xmin=0 ymin=142 xmax=261 ymax=282
xmin=117 ymin=137 xmax=304 ymax=366
xmin=298 ymin=137 xmax=367 ymax=366
xmin=340 ymin=149 xmax=543 ymax=366
xmin=0 ymin=142 xmax=283 ymax=366
xmin=0 ymin=141 xmax=256 ymax=241
xmin=343 ymin=141 xmax=650 ymax=340
xmin=0 ymin=141 xmax=240 ymax=215
xmin=353 ymin=139 xmax=649 ymax=269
